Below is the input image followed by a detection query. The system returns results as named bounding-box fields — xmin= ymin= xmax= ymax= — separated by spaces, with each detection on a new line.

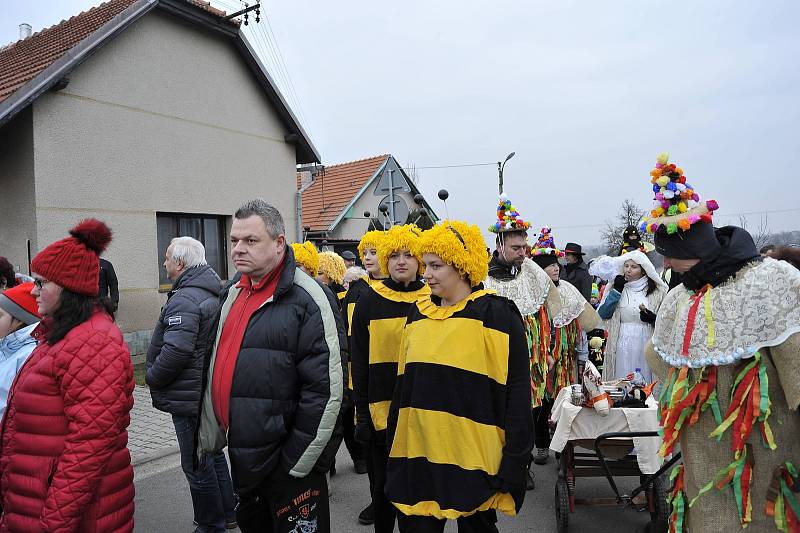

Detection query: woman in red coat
xmin=0 ymin=219 xmax=135 ymax=532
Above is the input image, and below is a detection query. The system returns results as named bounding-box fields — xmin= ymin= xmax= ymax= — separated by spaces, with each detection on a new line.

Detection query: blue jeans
xmin=173 ymin=415 xmax=237 ymax=533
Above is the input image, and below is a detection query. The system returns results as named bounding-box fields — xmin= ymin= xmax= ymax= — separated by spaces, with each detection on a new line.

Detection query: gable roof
xmin=299 ymin=155 xmax=389 ymax=231
xmin=0 ymin=0 xmax=319 ymax=163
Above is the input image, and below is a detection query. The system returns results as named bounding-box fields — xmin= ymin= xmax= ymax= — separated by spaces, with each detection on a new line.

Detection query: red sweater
xmin=212 ymin=259 xmax=285 ymax=430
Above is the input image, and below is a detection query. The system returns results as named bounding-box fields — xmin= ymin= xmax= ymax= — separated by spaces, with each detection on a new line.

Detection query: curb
xmin=132 ymin=445 xmax=181 ymax=467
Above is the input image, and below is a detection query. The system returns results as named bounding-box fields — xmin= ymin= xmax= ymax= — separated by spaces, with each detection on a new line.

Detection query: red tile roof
xmin=0 ymin=0 xmax=235 ymax=104
xmin=299 ymin=155 xmax=389 ymax=231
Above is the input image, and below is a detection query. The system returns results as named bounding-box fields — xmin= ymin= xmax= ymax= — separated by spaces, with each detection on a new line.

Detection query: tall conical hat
xmin=639 ymin=152 xmax=718 ymax=236
xmin=488 ymin=193 xmax=531 ymax=234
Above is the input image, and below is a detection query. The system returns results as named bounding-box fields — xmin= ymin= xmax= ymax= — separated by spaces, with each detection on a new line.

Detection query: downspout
xmin=295 ymin=189 xmax=303 ymax=242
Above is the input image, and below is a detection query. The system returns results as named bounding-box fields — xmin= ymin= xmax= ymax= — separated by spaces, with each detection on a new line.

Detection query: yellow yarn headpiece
xmin=377 ymin=224 xmax=424 ymax=277
xmin=357 ymin=230 xmax=384 ymax=262
xmin=318 ymin=251 xmax=347 ymax=285
xmin=417 ymin=220 xmax=489 ymax=287
xmin=291 ymin=241 xmax=319 ymax=276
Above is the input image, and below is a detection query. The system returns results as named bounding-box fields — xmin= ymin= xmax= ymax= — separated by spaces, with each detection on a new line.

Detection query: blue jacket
xmin=0 ymin=322 xmax=39 ymax=420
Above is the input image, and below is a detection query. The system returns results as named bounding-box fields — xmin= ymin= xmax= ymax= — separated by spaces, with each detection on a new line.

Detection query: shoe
xmin=533 ymin=447 xmax=550 ymax=465
xmin=354 ymin=460 xmax=368 ymax=475
xmin=526 ymin=468 xmax=536 ymax=491
xmin=358 ymin=503 xmax=375 ymax=525
xmin=225 ymin=521 xmax=238 ymax=530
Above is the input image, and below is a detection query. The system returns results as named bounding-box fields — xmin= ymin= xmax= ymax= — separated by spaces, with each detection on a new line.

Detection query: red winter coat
xmin=0 ymin=311 xmax=135 ymax=532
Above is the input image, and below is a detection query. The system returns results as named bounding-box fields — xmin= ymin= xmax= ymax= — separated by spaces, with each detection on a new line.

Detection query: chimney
xmin=298 ymin=170 xmax=314 ymax=190
xmin=19 ymin=23 xmax=32 ymax=40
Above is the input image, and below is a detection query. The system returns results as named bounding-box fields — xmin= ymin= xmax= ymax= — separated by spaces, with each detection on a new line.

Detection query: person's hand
xmin=354 ymin=422 xmax=371 ymax=445
xmin=613 ymin=275 xmax=626 ymax=293
xmin=639 ymin=306 xmax=657 ymax=324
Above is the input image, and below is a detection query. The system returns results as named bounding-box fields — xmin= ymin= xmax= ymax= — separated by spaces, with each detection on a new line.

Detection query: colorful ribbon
xmin=667 ymin=464 xmax=688 ymax=533
xmin=766 ymin=462 xmax=800 ymax=533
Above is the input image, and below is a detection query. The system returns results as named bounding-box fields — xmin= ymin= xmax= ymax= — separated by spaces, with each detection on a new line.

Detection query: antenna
xmin=378 ymin=202 xmax=391 ymax=230
xmin=437 ymin=189 xmax=450 ymax=220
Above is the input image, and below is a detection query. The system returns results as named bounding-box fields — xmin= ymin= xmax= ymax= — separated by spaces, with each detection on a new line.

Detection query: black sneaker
xmin=192 ymin=521 xmax=238 ymax=530
xmin=533 ymin=447 xmax=550 ymax=465
xmin=358 ymin=503 xmax=375 ymax=525
xmin=526 ymin=468 xmax=536 ymax=491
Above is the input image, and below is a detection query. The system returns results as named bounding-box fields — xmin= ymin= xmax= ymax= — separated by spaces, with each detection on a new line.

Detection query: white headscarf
xmin=590 ymin=251 xmax=667 ymax=291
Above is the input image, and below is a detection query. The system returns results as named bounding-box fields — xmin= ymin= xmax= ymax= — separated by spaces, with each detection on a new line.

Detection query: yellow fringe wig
xmin=377 ymin=224 xmax=425 ymax=277
xmin=417 ymin=220 xmax=489 ymax=287
xmin=291 ymin=241 xmax=319 ymax=276
xmin=318 ymin=251 xmax=347 ymax=285
xmin=358 ymin=230 xmax=385 ymax=262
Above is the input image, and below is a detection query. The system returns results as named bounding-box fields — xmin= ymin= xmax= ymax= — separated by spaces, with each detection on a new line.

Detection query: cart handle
xmin=593 ymin=431 xmax=682 ymax=505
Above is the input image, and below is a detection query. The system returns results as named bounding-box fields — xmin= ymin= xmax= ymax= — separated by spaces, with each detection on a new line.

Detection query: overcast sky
xmin=4 ymin=1 xmax=799 ymax=246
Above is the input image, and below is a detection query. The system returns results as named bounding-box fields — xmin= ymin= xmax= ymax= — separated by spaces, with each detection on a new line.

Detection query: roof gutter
xmin=0 ymin=0 xmax=157 ymax=129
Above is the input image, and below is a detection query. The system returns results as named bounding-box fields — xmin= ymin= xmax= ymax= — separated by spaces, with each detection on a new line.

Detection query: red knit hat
xmin=0 ymin=282 xmax=40 ymax=325
xmin=30 ymin=219 xmax=112 ymax=297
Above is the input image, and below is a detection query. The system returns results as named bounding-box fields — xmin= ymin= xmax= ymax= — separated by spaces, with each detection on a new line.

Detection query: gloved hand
xmin=354 ymin=422 xmax=371 ymax=445
xmin=639 ymin=307 xmax=657 ymax=324
xmin=613 ymin=275 xmax=626 ymax=293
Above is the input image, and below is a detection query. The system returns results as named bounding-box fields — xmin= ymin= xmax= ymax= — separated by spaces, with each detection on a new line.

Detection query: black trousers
xmin=342 ymin=391 xmax=364 ymax=465
xmin=235 ymin=469 xmax=330 ymax=533
xmin=532 ymin=398 xmax=555 ymax=449
xmin=369 ymin=436 xmax=396 ymax=533
xmin=397 ymin=510 xmax=498 ymax=533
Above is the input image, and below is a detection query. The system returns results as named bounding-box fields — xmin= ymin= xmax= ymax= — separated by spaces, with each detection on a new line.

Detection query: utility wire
xmin=401 ymin=162 xmax=496 ymax=170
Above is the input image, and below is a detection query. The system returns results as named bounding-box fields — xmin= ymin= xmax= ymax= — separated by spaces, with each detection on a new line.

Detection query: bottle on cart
xmin=631 ymin=368 xmax=646 ymax=387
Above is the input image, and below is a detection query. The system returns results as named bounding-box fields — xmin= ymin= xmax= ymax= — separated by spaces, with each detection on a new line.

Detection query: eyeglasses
xmin=33 ymin=278 xmax=51 ymax=289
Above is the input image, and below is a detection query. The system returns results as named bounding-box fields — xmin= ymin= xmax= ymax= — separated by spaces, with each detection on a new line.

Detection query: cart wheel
xmin=641 ymin=474 xmax=670 ymax=533
xmin=555 ymin=477 xmax=570 ymax=533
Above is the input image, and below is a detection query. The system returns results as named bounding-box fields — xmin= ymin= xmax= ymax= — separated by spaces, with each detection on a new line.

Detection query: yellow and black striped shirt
xmin=350 ymin=278 xmax=430 ymax=438
xmin=385 ymin=289 xmax=533 ymax=519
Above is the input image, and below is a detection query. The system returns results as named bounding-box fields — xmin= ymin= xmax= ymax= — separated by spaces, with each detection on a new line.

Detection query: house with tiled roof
xmin=0 ymin=0 xmax=319 ymax=355
xmin=296 ymin=154 xmax=440 ymax=256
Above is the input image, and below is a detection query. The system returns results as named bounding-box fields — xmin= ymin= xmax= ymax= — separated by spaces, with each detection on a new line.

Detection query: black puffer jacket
xmin=196 ymin=248 xmax=344 ymax=494
xmin=146 ymin=264 xmax=221 ymax=416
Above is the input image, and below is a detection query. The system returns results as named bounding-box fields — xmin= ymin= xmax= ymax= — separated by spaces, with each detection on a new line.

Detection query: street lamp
xmin=497 ymin=151 xmax=515 ymax=195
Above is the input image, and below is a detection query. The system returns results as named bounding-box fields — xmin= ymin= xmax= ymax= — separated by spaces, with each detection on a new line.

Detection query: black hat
xmin=532 ymin=253 xmax=560 ymax=269
xmin=654 ymin=221 xmax=721 ymax=260
xmin=563 ymin=243 xmax=585 ymax=256
xmin=341 ymin=250 xmax=357 ymax=261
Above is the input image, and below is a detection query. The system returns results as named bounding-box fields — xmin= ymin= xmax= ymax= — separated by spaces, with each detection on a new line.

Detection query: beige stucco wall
xmin=0 ymin=108 xmax=37 ymax=274
xmin=28 ymin=11 xmax=300 ymax=343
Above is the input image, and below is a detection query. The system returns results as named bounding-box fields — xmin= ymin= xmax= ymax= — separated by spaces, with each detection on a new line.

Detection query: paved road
xmin=134 ymin=446 xmax=653 ymax=532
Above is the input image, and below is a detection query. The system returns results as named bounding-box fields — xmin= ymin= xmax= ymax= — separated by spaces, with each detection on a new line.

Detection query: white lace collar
xmin=553 ymin=280 xmax=586 ymax=328
xmin=652 ymin=258 xmax=800 ymax=368
xmin=484 ymin=257 xmax=559 ymax=318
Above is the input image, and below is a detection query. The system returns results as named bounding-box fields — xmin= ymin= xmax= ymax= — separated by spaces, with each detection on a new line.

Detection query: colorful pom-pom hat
xmin=488 ymin=193 xmax=532 ymax=234
xmin=640 ymin=152 xmax=721 ymax=260
xmin=639 ymin=152 xmax=718 ymax=236
xmin=531 ymin=226 xmax=563 ymax=269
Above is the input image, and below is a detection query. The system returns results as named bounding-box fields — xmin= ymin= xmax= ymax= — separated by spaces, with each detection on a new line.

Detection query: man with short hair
xmin=562 ymin=243 xmax=592 ymax=302
xmin=146 ymin=237 xmax=236 ymax=533
xmin=341 ymin=250 xmax=357 ymax=268
xmin=197 ymin=199 xmax=343 ymax=533
xmin=484 ymin=195 xmax=559 ymax=489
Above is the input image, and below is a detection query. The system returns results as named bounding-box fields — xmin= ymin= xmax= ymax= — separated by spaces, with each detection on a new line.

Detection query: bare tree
xmin=737 ymin=213 xmax=771 ymax=249
xmin=600 ymin=199 xmax=652 ymax=255
xmin=404 ymin=163 xmax=420 ymax=185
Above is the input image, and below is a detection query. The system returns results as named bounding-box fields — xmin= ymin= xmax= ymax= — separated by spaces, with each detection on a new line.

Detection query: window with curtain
xmin=156 ymin=213 xmax=228 ymax=289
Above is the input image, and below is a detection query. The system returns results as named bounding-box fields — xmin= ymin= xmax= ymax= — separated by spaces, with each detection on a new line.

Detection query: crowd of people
xmin=0 ymin=152 xmax=798 ymax=532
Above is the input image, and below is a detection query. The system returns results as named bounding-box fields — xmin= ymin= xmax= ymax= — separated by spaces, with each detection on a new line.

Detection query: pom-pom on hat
xmin=639 ymin=152 xmax=719 ymax=236
xmin=318 ymin=251 xmax=347 ymax=285
xmin=417 ymin=220 xmax=489 ymax=287
xmin=291 ymin=241 xmax=320 ymax=276
xmin=531 ymin=227 xmax=563 ymax=269
xmin=0 ymin=282 xmax=40 ymax=325
xmin=488 ymin=193 xmax=532 ymax=234
xmin=377 ymin=224 xmax=424 ymax=277
xmin=30 ymin=219 xmax=112 ymax=296
xmin=357 ymin=230 xmax=384 ymax=262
